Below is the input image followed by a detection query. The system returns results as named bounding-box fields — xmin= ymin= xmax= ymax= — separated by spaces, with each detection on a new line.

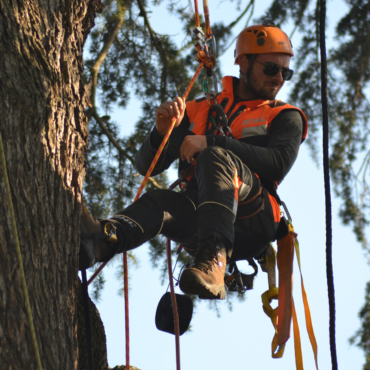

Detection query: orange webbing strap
xmin=262 ymin=224 xmax=319 ymax=370
xmin=292 ymin=299 xmax=304 ymax=369
xmin=292 ymin=226 xmax=319 ymax=369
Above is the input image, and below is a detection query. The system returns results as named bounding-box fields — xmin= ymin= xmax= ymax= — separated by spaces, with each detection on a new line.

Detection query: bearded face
xmin=242 ymin=53 xmax=291 ymax=100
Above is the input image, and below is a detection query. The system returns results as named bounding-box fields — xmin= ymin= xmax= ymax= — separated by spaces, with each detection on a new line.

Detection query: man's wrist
xmin=150 ymin=127 xmax=165 ymax=149
xmin=156 ymin=125 xmax=168 ymax=137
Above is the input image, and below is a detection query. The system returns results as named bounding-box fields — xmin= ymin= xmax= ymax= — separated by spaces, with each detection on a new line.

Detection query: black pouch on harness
xmin=155 ymin=292 xmax=193 ymax=336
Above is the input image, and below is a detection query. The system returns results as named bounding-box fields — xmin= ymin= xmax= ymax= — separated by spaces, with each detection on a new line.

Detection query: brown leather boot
xmin=179 ymin=238 xmax=227 ymax=300
xmin=79 ymin=205 xmax=118 ymax=270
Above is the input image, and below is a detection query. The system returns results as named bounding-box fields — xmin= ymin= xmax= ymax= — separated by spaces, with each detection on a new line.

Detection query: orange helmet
xmin=234 ymin=23 xmax=293 ymax=65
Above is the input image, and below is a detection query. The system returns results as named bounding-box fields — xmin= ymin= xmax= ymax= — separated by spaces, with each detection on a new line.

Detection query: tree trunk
xmin=0 ymin=0 xmax=103 ymax=368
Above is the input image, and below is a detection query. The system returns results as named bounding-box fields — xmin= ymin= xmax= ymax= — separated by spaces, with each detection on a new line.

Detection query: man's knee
xmin=196 ymin=146 xmax=229 ymax=171
xmin=142 ymin=189 xmax=172 ymax=204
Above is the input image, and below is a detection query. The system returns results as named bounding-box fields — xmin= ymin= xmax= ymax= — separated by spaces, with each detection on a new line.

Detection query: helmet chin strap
xmin=239 ymin=54 xmax=260 ymax=99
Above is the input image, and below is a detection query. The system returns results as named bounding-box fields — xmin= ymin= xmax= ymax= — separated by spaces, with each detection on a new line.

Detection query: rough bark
xmin=0 ymin=0 xmax=103 ymax=368
xmin=77 ymin=279 xmax=107 ymax=370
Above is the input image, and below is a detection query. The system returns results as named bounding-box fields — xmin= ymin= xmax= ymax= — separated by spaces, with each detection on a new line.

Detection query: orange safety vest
xmin=182 ymin=76 xmax=308 ymax=222
xmin=186 ymin=76 xmax=308 ymax=142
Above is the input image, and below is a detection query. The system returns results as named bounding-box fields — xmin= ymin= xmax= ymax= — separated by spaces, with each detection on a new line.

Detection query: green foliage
xmin=350 ymin=281 xmax=370 ymax=369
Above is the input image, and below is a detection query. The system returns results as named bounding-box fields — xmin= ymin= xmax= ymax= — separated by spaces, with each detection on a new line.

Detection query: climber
xmin=79 ymin=22 xmax=308 ymax=300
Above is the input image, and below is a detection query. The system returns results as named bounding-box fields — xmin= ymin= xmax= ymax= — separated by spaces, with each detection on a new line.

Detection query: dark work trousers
xmin=109 ymin=147 xmax=280 ymax=262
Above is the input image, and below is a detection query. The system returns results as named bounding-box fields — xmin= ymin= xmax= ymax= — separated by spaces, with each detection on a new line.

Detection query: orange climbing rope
xmin=87 ymin=0 xmax=215 ymax=285
xmin=203 ymin=0 xmax=211 ymax=39
xmin=87 ymin=2 xmax=215 ymax=369
xmin=87 ymin=61 xmax=205 ymax=286
xmin=194 ymin=0 xmax=200 ymax=27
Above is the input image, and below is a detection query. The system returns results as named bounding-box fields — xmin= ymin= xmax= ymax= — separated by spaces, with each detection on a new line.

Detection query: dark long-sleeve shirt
xmin=136 ymin=108 xmax=303 ymax=185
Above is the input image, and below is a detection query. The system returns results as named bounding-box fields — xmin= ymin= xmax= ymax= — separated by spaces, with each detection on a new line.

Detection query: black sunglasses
xmin=254 ymin=59 xmax=294 ymax=81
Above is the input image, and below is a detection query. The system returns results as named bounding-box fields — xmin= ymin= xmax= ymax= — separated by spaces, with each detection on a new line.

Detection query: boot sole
xmin=179 ymin=270 xmax=226 ymax=300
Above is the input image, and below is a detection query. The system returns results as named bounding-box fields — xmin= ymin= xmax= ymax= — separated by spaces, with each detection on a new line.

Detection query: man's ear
xmin=238 ymin=55 xmax=250 ymax=76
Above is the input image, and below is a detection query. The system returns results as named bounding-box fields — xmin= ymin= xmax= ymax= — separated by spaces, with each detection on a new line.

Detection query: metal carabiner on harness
xmin=203 ymin=68 xmax=218 ymax=104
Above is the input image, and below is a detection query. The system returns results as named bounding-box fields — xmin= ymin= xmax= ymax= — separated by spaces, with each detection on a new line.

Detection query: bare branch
xmin=92 ymin=111 xmax=164 ymax=189
xmin=147 ymin=175 xmax=164 ymax=189
xmin=220 ymin=0 xmax=255 ymax=54
xmin=92 ymin=110 xmax=135 ymax=162
xmin=90 ymin=0 xmax=132 ymax=106
xmin=225 ymin=0 xmax=254 ymax=31
xmin=136 ymin=0 xmax=167 ymax=100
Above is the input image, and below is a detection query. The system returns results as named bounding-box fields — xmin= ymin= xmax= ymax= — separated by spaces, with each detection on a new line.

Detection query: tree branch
xmin=225 ymin=0 xmax=254 ymax=31
xmin=220 ymin=0 xmax=255 ymax=54
xmin=91 ymin=111 xmax=163 ymax=189
xmin=90 ymin=0 xmax=132 ymax=106
xmin=136 ymin=0 xmax=168 ymax=100
xmin=92 ymin=110 xmax=135 ymax=162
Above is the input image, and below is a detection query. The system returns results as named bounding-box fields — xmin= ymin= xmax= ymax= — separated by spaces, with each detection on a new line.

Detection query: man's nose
xmin=272 ymin=70 xmax=284 ymax=83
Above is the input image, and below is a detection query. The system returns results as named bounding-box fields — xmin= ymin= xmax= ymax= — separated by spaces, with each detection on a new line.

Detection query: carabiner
xmin=203 ymin=69 xmax=218 ymax=104
xmin=206 ymin=34 xmax=217 ymax=58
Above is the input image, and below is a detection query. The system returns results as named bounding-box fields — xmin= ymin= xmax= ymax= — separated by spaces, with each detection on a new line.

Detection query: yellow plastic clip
xmin=262 ymin=220 xmax=319 ymax=369
xmin=262 ymin=287 xmax=286 ymax=358
xmin=262 ymin=244 xmax=286 ymax=358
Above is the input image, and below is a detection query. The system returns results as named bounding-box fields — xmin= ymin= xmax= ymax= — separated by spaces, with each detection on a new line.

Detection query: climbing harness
xmin=0 ymin=131 xmax=43 ymax=370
